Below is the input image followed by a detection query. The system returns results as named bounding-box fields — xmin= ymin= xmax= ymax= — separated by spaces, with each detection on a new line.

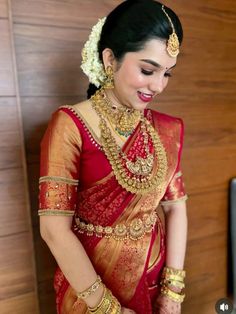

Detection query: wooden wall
xmin=158 ymin=1 xmax=236 ymax=312
xmin=0 ymin=0 xmax=38 ymax=313
xmin=2 ymin=0 xmax=235 ymax=313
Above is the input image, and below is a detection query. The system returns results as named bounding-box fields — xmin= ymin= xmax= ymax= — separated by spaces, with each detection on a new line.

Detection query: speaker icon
xmin=220 ymin=303 xmax=229 ymax=311
xmin=215 ymin=298 xmax=233 ymax=314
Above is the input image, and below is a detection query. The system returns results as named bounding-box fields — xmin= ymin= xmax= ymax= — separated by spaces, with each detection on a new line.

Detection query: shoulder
xmin=42 ymin=102 xmax=87 ymax=146
xmin=149 ymin=108 xmax=183 ymax=126
xmin=48 ymin=99 xmax=90 ymax=128
xmin=148 ymin=109 xmax=184 ymax=135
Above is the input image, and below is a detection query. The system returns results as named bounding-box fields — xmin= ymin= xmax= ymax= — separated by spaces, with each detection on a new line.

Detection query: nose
xmin=149 ymin=75 xmax=166 ymax=95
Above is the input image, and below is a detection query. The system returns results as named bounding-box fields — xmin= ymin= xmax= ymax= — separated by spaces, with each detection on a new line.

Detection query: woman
xmin=39 ymin=1 xmax=188 ymax=313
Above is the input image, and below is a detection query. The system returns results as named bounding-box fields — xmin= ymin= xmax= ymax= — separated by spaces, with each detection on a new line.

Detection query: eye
xmin=164 ymin=72 xmax=172 ymax=77
xmin=141 ymin=69 xmax=153 ymax=76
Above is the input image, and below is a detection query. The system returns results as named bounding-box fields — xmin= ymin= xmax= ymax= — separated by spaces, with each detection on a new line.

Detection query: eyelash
xmin=141 ymin=69 xmax=153 ymax=76
xmin=141 ymin=69 xmax=172 ymax=77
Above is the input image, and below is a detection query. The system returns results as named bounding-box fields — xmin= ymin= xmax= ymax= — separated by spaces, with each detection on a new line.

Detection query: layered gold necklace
xmin=91 ymin=89 xmax=168 ymax=195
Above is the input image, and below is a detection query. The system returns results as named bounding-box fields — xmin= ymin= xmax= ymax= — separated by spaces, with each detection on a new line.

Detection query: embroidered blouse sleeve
xmin=160 ymin=118 xmax=188 ymax=206
xmin=38 ymin=109 xmax=82 ymax=216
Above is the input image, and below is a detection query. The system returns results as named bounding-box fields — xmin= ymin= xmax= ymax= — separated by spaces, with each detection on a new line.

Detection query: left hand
xmin=154 ymin=294 xmax=181 ymax=314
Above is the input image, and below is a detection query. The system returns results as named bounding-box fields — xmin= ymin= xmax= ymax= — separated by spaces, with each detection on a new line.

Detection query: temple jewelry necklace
xmin=96 ymin=89 xmax=141 ymax=137
xmin=91 ymin=89 xmax=168 ymax=195
xmin=107 ymin=116 xmax=126 ymax=144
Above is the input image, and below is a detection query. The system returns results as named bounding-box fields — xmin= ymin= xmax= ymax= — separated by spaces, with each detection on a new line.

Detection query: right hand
xmin=121 ymin=307 xmax=136 ymax=314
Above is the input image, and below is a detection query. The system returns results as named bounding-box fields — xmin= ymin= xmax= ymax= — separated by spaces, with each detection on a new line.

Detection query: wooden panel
xmin=0 ymin=1 xmax=38 ymax=313
xmin=183 ymin=145 xmax=236 ymax=194
xmin=0 ymin=0 xmax=8 ymax=18
xmin=0 ymin=19 xmax=15 ymax=95
xmin=14 ymin=24 xmax=90 ymax=97
xmin=0 ymin=232 xmax=36 ymax=299
xmin=187 ymin=190 xmax=228 ymax=241
xmin=12 ymin=0 xmax=121 ymax=27
xmin=183 ymin=232 xmax=227 ymax=314
xmin=0 ymin=292 xmax=38 ymax=314
xmin=0 ymin=98 xmax=22 ymax=170
xmin=0 ymin=168 xmax=29 ymax=237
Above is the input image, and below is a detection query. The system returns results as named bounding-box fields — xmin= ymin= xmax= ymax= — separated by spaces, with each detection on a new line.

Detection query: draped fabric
xmin=39 ymin=105 xmax=187 ymax=314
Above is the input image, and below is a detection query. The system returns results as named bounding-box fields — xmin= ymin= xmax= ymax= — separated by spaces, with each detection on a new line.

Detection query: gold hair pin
xmin=162 ymin=5 xmax=180 ymax=58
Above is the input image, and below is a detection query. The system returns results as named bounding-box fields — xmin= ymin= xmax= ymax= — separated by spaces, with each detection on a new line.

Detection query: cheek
xmin=162 ymin=77 xmax=169 ymax=90
xmin=115 ymin=65 xmax=147 ymax=92
xmin=125 ymin=70 xmax=147 ymax=89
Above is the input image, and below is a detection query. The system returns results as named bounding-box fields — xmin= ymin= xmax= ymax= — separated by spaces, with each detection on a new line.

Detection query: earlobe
xmin=102 ymin=48 xmax=115 ymax=69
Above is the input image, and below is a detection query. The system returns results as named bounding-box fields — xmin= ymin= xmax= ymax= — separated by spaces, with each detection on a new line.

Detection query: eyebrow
xmin=140 ymin=59 xmax=176 ymax=70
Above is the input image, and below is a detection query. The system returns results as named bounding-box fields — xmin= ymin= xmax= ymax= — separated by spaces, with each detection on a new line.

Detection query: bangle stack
xmin=88 ymin=287 xmax=121 ymax=314
xmin=77 ymin=275 xmax=102 ymax=299
xmin=76 ymin=275 xmax=121 ymax=313
xmin=160 ymin=266 xmax=186 ymax=303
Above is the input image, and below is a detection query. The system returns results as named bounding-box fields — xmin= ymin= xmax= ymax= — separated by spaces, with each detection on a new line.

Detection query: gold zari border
xmin=38 ymin=209 xmax=75 ymax=216
xmin=160 ymin=195 xmax=188 ymax=206
xmin=39 ymin=176 xmax=79 ymax=185
xmin=75 ymin=212 xmax=158 ymax=241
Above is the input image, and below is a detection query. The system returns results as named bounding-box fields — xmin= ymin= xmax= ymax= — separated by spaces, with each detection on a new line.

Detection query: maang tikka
xmin=161 ymin=5 xmax=180 ymax=58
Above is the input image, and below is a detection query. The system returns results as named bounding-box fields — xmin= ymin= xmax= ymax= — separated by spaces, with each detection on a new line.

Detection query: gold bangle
xmin=110 ymin=295 xmax=122 ymax=314
xmin=161 ymin=273 xmax=185 ymax=282
xmin=162 ymin=266 xmax=186 ymax=278
xmin=77 ymin=275 xmax=102 ymax=299
xmin=160 ymin=279 xmax=185 ymax=289
xmin=88 ymin=287 xmax=114 ymax=313
xmin=160 ymin=286 xmax=185 ymax=303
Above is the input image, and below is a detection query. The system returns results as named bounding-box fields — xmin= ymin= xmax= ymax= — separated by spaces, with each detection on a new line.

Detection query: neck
xmin=103 ymin=88 xmax=132 ymax=111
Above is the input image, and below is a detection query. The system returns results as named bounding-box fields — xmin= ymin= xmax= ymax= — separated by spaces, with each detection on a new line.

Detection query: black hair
xmin=87 ymin=0 xmax=183 ymax=98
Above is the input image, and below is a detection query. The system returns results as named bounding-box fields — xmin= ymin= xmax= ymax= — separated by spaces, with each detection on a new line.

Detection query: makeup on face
xmin=109 ymin=39 xmax=178 ymax=111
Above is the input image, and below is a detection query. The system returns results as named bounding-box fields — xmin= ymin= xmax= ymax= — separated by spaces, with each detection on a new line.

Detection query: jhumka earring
xmin=103 ymin=66 xmax=114 ymax=89
xmin=161 ymin=5 xmax=180 ymax=58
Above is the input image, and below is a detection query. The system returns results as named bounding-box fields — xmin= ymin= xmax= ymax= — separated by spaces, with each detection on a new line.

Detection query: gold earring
xmin=103 ymin=66 xmax=114 ymax=89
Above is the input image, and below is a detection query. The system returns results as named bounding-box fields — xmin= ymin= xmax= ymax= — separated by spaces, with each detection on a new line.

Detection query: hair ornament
xmin=161 ymin=5 xmax=180 ymax=58
xmin=81 ymin=17 xmax=107 ymax=87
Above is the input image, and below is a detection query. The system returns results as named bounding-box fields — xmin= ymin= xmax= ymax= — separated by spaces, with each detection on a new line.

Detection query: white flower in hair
xmin=81 ymin=17 xmax=107 ymax=88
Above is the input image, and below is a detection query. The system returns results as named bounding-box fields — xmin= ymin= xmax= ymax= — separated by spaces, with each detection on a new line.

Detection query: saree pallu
xmin=39 ymin=106 xmax=187 ymax=314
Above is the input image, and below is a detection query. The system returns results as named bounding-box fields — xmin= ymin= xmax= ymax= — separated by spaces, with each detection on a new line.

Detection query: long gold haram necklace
xmin=91 ymin=89 xmax=168 ymax=195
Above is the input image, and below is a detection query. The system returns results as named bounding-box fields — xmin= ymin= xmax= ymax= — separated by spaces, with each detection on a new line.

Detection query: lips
xmin=137 ymin=91 xmax=154 ymax=103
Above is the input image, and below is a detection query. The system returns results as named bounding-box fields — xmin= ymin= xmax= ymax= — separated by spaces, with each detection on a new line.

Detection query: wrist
xmin=83 ymin=284 xmax=105 ymax=308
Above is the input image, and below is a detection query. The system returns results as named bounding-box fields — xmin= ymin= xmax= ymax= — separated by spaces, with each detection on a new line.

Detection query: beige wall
xmin=0 ymin=0 xmax=235 ymax=313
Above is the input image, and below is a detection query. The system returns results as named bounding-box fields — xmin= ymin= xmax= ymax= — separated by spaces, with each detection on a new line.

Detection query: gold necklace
xmin=96 ymin=89 xmax=141 ymax=137
xmin=91 ymin=89 xmax=168 ymax=195
xmin=107 ymin=116 xmax=126 ymax=144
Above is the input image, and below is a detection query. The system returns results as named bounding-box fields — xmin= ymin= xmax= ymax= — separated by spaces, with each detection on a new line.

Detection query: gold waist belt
xmin=74 ymin=212 xmax=158 ymax=241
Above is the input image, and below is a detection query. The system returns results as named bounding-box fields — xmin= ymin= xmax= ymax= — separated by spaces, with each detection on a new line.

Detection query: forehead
xmin=124 ymin=38 xmax=177 ymax=69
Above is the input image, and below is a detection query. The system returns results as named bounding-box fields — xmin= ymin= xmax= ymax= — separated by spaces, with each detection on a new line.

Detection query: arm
xmin=39 ymin=109 xmax=134 ymax=312
xmin=155 ymin=201 xmax=187 ymax=314
xmin=40 ymin=215 xmax=104 ymax=308
xmin=40 ymin=216 xmax=136 ymax=313
xmin=162 ymin=201 xmax=188 ymax=269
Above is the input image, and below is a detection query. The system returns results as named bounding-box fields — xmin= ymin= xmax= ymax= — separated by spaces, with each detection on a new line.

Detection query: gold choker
xmin=96 ymin=90 xmax=141 ymax=137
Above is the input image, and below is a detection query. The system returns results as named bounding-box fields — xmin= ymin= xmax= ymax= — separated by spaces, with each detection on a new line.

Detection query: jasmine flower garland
xmin=81 ymin=17 xmax=107 ymax=88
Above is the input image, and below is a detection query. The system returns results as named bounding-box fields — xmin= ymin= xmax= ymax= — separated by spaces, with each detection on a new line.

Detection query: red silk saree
xmin=39 ymin=105 xmax=187 ymax=314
